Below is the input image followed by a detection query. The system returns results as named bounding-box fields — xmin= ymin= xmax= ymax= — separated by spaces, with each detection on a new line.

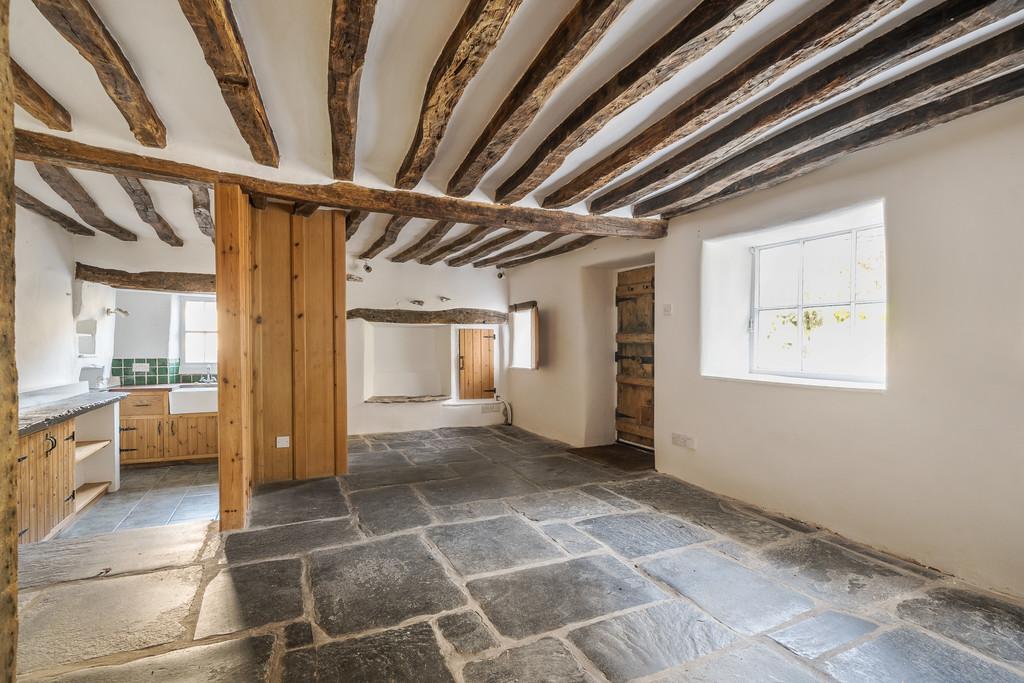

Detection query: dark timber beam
xmin=188 ymin=182 xmax=215 ymax=241
xmin=419 ymin=226 xmax=495 ymax=265
xmin=345 ymin=209 xmax=367 ymax=239
xmin=34 ymin=162 xmax=136 ymax=240
xmin=0 ymin=2 xmax=15 ymax=674
xmin=179 ymin=0 xmax=280 ymax=166
xmin=446 ymin=229 xmax=527 ymax=267
xmin=11 ymin=60 xmax=70 ymax=131
xmin=15 ymin=187 xmax=94 ymax=235
xmin=396 ymin=0 xmax=523 ymax=189
xmin=293 ymin=201 xmax=320 ymax=217
xmin=347 ymin=307 xmax=507 ymax=324
xmin=494 ymin=0 xmax=770 ymax=203
xmin=668 ymin=68 xmax=1024 ymax=217
xmin=544 ymin=0 xmax=905 ymax=210
xmin=75 ymin=262 xmax=215 ymax=293
xmin=447 ymin=0 xmax=629 ymax=196
xmin=115 ymin=175 xmax=183 ymax=246
xmin=359 ymin=214 xmax=412 ymax=259
xmin=472 ymin=232 xmax=560 ymax=267
xmin=638 ymin=24 xmax=1024 ymax=217
xmin=495 ymin=234 xmax=603 ymax=269
xmin=328 ymin=0 xmax=376 ymax=180
xmin=390 ymin=220 xmax=456 ymax=262
xmin=15 ymin=130 xmax=668 ymax=238
xmin=32 ymin=0 xmax=165 ymax=147
xmin=589 ymin=0 xmax=1024 ymax=213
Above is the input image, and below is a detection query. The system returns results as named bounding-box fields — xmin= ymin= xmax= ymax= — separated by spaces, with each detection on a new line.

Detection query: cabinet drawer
xmin=121 ymin=392 xmax=167 ymax=416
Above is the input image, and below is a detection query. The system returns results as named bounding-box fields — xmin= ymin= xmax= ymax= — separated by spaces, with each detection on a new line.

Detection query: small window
xmin=510 ymin=302 xmax=539 ymax=369
xmin=752 ymin=226 xmax=886 ymax=383
xmin=182 ymin=298 xmax=218 ymax=366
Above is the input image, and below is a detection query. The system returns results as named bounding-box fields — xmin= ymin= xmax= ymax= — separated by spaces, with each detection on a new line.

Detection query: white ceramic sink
xmin=168 ymin=386 xmax=218 ymax=414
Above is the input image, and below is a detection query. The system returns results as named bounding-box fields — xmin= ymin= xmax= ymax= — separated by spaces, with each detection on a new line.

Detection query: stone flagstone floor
xmin=15 ymin=426 xmax=1024 ymax=681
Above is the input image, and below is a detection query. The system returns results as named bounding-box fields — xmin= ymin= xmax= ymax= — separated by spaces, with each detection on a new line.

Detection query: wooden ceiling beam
xmin=11 ymin=60 xmax=70 ymax=131
xmin=419 ymin=226 xmax=496 ymax=265
xmin=345 ymin=209 xmax=367 ymax=239
xmin=446 ymin=0 xmax=629 ymax=197
xmin=589 ymin=0 xmax=1023 ymax=213
xmin=76 ymin=262 xmax=215 ymax=293
xmin=115 ymin=175 xmax=183 ymax=246
xmin=494 ymin=234 xmax=603 ymax=269
xmin=667 ymin=68 xmax=1024 ymax=218
xmin=493 ymin=0 xmax=771 ymax=204
xmin=34 ymin=162 xmax=136 ymax=240
xmin=390 ymin=220 xmax=456 ymax=262
xmin=396 ymin=0 xmax=523 ymax=189
xmin=187 ymin=182 xmax=215 ymax=241
xmin=638 ymin=24 xmax=1024 ymax=217
xmin=178 ymin=0 xmax=280 ymax=166
xmin=359 ymin=214 xmax=413 ymax=259
xmin=32 ymin=0 xmax=165 ymax=147
xmin=472 ymin=232 xmax=560 ymax=268
xmin=15 ymin=130 xmax=667 ymax=238
xmin=328 ymin=0 xmax=376 ymax=180
xmin=14 ymin=187 xmax=94 ymax=235
xmin=544 ymin=0 xmax=905 ymax=210
xmin=292 ymin=201 xmax=320 ymax=217
xmin=446 ymin=229 xmax=527 ymax=267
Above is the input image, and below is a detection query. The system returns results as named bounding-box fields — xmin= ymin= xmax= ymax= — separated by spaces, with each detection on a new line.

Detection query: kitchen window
xmin=751 ymin=226 xmax=886 ymax=384
xmin=181 ymin=297 xmax=217 ymax=367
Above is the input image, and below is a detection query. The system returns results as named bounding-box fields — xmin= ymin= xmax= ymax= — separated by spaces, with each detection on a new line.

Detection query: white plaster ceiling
xmin=10 ymin=0 xmax=1024 ymax=268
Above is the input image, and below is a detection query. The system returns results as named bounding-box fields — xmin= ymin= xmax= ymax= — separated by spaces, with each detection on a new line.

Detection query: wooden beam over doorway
xmin=75 ymin=262 xmax=215 ymax=293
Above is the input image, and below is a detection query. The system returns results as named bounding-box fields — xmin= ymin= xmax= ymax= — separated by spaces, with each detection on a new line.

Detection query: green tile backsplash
xmin=111 ymin=358 xmax=215 ymax=386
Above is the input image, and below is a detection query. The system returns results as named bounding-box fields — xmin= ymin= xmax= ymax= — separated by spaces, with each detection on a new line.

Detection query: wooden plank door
xmin=615 ymin=266 xmax=655 ymax=447
xmin=120 ymin=417 xmax=164 ymax=463
xmin=458 ymin=329 xmax=495 ymax=400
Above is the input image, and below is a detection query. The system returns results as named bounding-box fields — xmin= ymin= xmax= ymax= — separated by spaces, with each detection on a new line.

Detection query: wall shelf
xmin=74 ymin=482 xmax=110 ymax=513
xmin=74 ymin=439 xmax=111 ymax=464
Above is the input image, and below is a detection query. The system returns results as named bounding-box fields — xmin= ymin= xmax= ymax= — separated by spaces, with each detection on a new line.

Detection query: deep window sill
xmin=701 ymin=372 xmax=885 ymax=392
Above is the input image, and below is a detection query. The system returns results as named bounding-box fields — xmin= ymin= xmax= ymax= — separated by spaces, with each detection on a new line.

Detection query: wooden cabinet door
xmin=35 ymin=429 xmax=56 ymax=539
xmin=16 ymin=434 xmax=33 ymax=544
xmin=57 ymin=419 xmax=77 ymax=521
xmin=120 ymin=417 xmax=165 ymax=462
xmin=166 ymin=415 xmax=218 ymax=459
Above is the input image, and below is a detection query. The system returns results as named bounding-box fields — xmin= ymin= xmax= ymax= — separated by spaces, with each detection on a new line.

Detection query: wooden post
xmin=215 ymin=183 xmax=253 ymax=531
xmin=333 ymin=211 xmax=348 ymax=475
xmin=0 ymin=0 xmax=17 ymax=677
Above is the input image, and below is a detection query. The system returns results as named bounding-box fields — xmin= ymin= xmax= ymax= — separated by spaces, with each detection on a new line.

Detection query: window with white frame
xmin=751 ymin=226 xmax=886 ymax=383
xmin=510 ymin=301 xmax=539 ymax=369
xmin=181 ymin=297 xmax=217 ymax=366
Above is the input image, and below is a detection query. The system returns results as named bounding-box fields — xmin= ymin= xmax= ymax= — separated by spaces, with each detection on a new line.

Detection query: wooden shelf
xmin=74 ymin=439 xmax=111 ymax=464
xmin=74 ymin=481 xmax=110 ymax=513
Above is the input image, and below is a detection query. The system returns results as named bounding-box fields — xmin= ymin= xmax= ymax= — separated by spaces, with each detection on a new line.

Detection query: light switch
xmin=662 ymin=303 xmax=673 ymax=316
xmin=276 ymin=436 xmax=290 ymax=448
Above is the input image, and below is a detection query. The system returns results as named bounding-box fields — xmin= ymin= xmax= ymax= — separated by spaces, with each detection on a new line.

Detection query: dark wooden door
xmin=459 ymin=329 xmax=496 ymax=400
xmin=616 ymin=266 xmax=654 ymax=447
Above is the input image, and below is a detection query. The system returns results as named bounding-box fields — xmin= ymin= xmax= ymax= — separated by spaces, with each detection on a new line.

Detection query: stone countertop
xmin=109 ymin=384 xmax=219 ymax=393
xmin=19 ymin=391 xmax=126 ymax=437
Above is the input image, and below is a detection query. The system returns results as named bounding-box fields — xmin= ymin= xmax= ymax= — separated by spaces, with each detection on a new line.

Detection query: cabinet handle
xmin=171 ymin=421 xmax=176 ymax=436
xmin=17 ymin=454 xmax=27 ymax=463
xmin=157 ymin=422 xmax=162 ymax=435
xmin=120 ymin=426 xmax=137 ymax=432
xmin=44 ymin=435 xmax=57 ymax=454
xmin=134 ymin=402 xmax=152 ymax=407
xmin=64 ymin=491 xmax=76 ymax=503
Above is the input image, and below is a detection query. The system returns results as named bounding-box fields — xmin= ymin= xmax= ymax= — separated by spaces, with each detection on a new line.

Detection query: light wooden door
xmin=166 ymin=415 xmax=219 ymax=459
xmin=615 ymin=266 xmax=654 ymax=448
xmin=459 ymin=329 xmax=495 ymax=400
xmin=16 ymin=433 xmax=36 ymax=544
xmin=56 ymin=420 xmax=76 ymax=521
xmin=120 ymin=417 xmax=165 ymax=462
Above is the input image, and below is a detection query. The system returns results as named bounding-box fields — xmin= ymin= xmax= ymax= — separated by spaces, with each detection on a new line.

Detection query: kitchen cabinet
xmin=16 ymin=420 xmax=76 ymax=544
xmin=120 ymin=416 xmax=165 ymax=463
xmin=165 ymin=414 xmax=218 ymax=459
xmin=118 ymin=389 xmax=217 ymax=463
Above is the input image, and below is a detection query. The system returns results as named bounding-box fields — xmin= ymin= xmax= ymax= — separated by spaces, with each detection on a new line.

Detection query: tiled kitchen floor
xmin=16 ymin=426 xmax=1024 ymax=681
xmin=57 ymin=462 xmax=219 ymax=538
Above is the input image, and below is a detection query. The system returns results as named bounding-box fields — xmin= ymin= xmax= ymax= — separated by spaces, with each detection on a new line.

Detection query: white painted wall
xmin=14 ymin=208 xmax=77 ymax=392
xmin=369 ymin=325 xmax=451 ymax=397
xmin=346 ymin=257 xmax=509 ymax=434
xmin=112 ymin=290 xmax=176 ymax=358
xmin=506 ymin=97 xmax=1024 ymax=598
xmin=73 ymin=280 xmax=117 ymax=382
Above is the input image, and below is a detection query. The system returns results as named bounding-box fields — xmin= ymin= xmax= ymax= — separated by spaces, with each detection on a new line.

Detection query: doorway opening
xmin=614 ymin=265 xmax=654 ymax=449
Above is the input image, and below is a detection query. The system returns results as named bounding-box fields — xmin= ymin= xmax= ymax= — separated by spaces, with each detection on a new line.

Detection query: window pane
xmin=855 ymin=228 xmax=886 ymax=302
xmin=511 ymin=309 xmax=534 ymax=368
xmin=758 ymin=243 xmax=800 ymax=308
xmin=203 ymin=333 xmax=218 ymax=364
xmin=184 ymin=332 xmax=204 ymax=363
xmin=852 ymin=302 xmax=886 ymax=380
xmin=802 ymin=306 xmax=854 ymax=376
xmin=754 ymin=309 xmax=799 ymax=372
xmin=803 ymin=233 xmax=852 ymax=304
xmin=185 ymin=300 xmax=217 ymax=332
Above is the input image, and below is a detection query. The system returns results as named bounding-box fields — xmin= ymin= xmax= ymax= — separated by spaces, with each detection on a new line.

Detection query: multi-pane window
xmin=182 ymin=299 xmax=217 ymax=365
xmin=752 ymin=226 xmax=886 ymax=383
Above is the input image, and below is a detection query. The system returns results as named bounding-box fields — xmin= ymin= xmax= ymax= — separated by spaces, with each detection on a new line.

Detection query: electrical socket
xmin=132 ymin=362 xmax=150 ymax=372
xmin=672 ymin=433 xmax=696 ymax=450
xmin=481 ymin=403 xmax=502 ymax=414
xmin=276 ymin=436 xmax=290 ymax=448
